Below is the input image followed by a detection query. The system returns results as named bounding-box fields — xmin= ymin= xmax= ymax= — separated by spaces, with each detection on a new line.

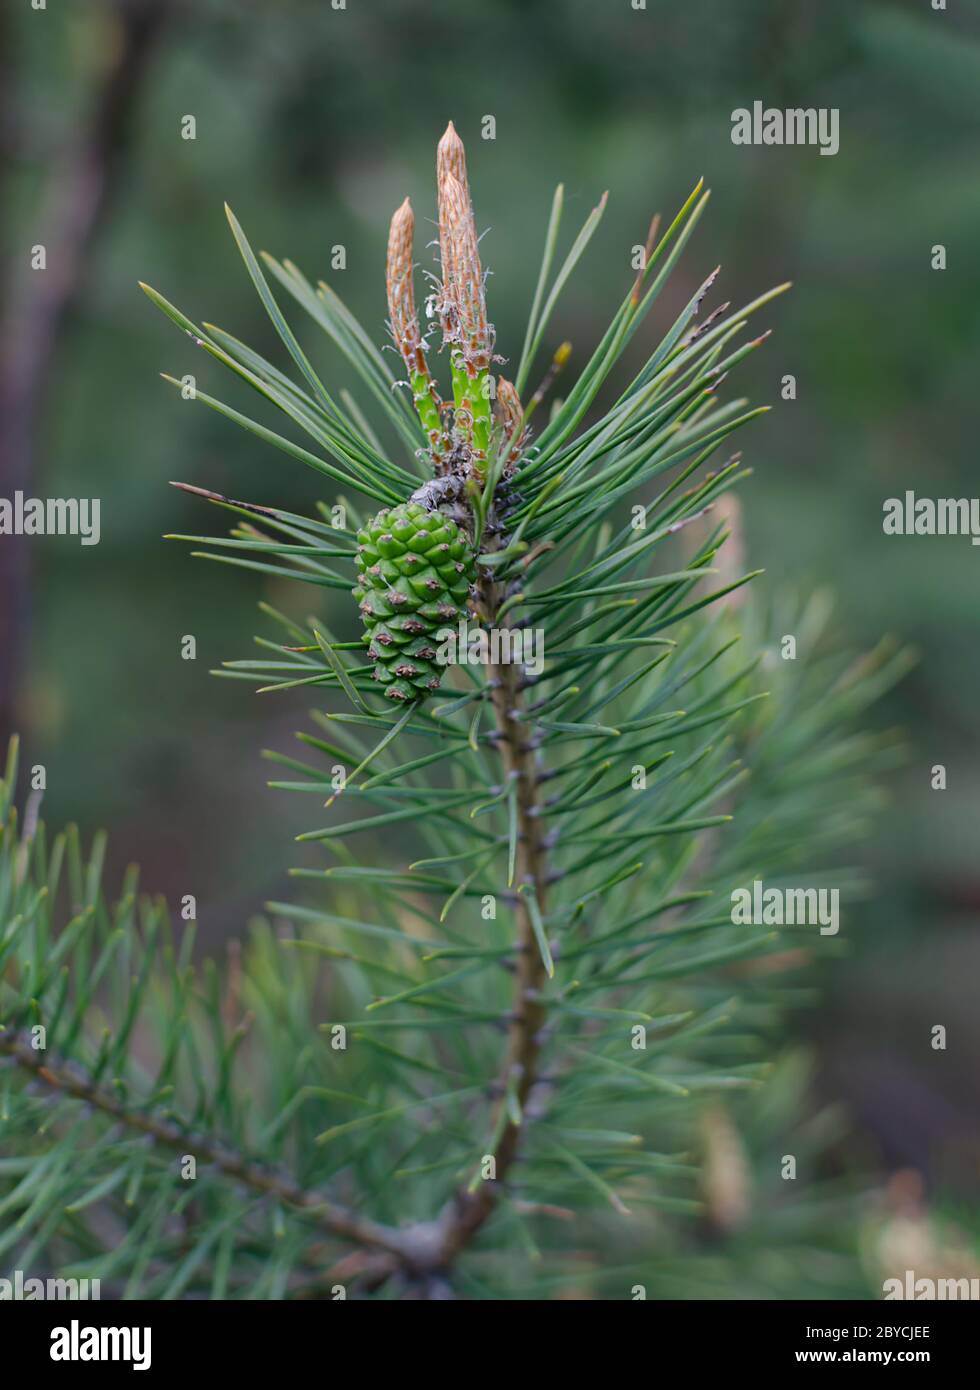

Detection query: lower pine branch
xmin=1 ymin=582 xmax=553 ymax=1293
xmin=0 ymin=1027 xmax=408 ymax=1266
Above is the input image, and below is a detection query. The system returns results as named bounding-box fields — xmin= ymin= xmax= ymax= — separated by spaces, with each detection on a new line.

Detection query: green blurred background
xmin=2 ymin=0 xmax=978 ymax=1286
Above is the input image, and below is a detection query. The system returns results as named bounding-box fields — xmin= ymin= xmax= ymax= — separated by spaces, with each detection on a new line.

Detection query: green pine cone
xmin=353 ymin=500 xmax=476 ymax=702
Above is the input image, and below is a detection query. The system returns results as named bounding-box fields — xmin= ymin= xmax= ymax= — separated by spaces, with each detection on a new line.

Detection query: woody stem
xmin=436 ymin=571 xmax=550 ymax=1264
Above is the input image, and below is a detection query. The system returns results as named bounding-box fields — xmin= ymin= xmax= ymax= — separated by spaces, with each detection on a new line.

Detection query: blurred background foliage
xmin=2 ymin=0 xmax=978 ymax=1293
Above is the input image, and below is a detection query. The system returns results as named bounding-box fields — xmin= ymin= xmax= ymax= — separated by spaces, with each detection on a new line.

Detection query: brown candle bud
xmin=386 ymin=197 xmax=420 ymax=363
xmin=441 ymin=171 xmax=489 ymax=370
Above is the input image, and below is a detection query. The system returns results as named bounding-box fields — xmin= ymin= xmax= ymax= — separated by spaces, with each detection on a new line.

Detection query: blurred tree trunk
xmin=0 ymin=0 xmax=173 ymax=736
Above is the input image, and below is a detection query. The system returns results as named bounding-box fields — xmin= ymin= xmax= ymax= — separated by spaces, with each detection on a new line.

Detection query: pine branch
xmin=0 ymin=1028 xmax=405 ymax=1263
xmin=64 ymin=122 xmax=917 ymax=1297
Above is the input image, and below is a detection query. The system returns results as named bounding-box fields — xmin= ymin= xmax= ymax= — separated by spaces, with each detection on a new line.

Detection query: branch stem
xmin=435 ymin=568 xmax=551 ymax=1265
